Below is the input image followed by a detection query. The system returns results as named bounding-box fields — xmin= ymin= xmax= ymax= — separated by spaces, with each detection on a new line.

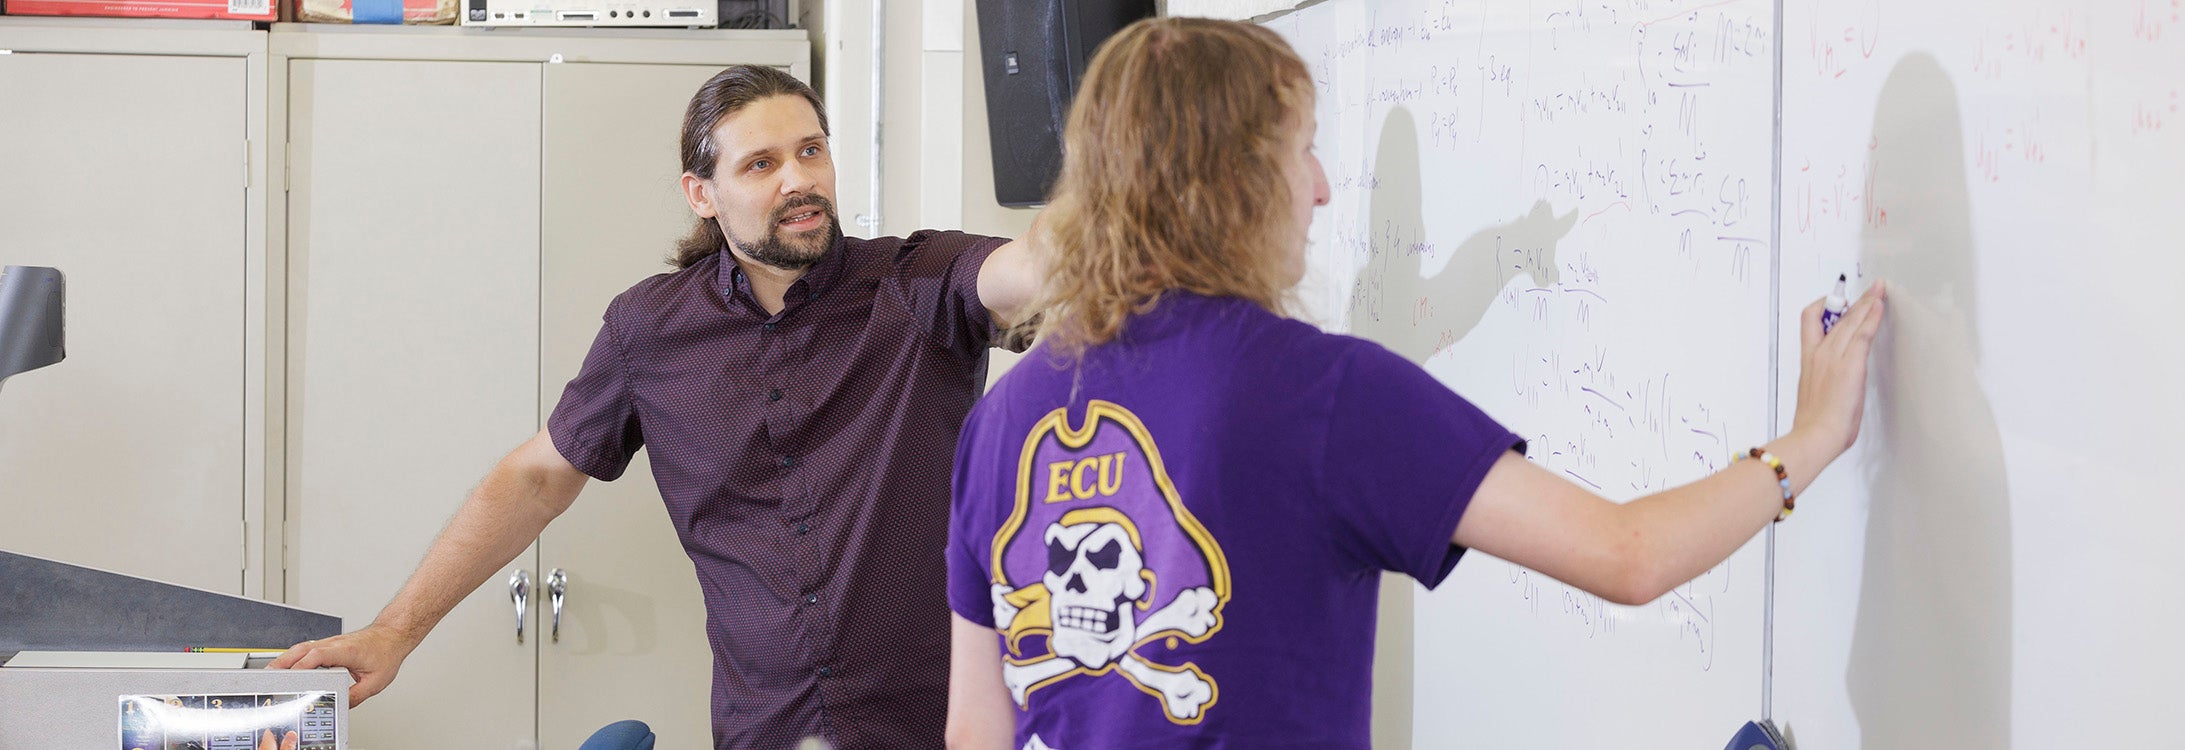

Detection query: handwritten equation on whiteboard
xmin=1791 ymin=0 xmax=2185 ymax=263
xmin=1275 ymin=0 xmax=1776 ymax=671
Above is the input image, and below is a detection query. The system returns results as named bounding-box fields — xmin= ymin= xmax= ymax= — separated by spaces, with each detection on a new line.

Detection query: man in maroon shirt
xmin=272 ymin=65 xmax=1046 ymax=749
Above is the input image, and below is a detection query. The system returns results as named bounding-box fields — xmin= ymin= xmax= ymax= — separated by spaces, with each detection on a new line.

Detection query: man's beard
xmin=727 ymin=195 xmax=841 ymax=271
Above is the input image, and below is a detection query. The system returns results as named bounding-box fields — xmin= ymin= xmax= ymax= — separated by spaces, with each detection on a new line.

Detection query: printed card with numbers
xmin=118 ymin=693 xmax=338 ymax=750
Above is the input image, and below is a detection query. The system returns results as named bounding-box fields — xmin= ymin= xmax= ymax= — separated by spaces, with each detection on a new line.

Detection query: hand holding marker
xmin=1822 ymin=274 xmax=1849 ymax=334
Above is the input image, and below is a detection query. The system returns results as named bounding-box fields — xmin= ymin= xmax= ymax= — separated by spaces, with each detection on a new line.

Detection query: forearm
xmin=946 ymin=615 xmax=1015 ymax=750
xmin=1613 ymin=428 xmax=1835 ymax=601
xmin=1461 ymin=289 xmax=1884 ymax=606
xmin=372 ymin=452 xmax=577 ymax=645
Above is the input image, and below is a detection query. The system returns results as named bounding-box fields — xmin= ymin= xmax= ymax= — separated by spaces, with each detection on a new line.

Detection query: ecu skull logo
xmin=988 ymin=400 xmax=1232 ymax=724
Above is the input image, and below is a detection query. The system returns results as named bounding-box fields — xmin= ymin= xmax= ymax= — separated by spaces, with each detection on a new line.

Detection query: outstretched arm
xmin=270 ymin=428 xmax=591 ymax=707
xmin=1455 ymin=283 xmax=1887 ymax=605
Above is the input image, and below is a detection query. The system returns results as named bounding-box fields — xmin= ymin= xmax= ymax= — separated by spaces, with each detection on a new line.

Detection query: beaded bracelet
xmin=1735 ymin=447 xmax=1794 ymax=522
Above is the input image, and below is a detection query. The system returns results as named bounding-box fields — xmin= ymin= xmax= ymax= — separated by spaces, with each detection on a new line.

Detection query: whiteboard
xmin=1774 ymin=1 xmax=2185 ymax=748
xmin=1193 ymin=0 xmax=2185 ymax=746
xmin=1265 ymin=1 xmax=1780 ymax=747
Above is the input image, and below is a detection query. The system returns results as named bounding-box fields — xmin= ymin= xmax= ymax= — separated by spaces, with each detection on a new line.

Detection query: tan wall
xmin=819 ymin=0 xmax=1037 ymax=379
xmin=811 ymin=0 xmax=1036 ymax=243
xmin=882 ymin=0 xmax=1040 ymax=237
xmin=956 ymin=4 xmax=1041 ymax=240
xmin=957 ymin=2 xmax=1039 ymax=383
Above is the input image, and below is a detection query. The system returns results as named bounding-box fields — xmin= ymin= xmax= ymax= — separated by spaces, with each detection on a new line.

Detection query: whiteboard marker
xmin=1821 ymin=274 xmax=1848 ymax=334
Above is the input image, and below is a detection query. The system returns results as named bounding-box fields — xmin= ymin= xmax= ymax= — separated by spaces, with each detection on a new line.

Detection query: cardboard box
xmin=1 ymin=0 xmax=275 ymax=21
xmin=293 ymin=0 xmax=456 ymax=23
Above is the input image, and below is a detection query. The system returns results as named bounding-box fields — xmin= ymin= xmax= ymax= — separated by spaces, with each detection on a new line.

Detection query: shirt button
xmin=817 ymin=665 xmax=834 ymax=678
xmin=805 ymin=594 xmax=819 ymax=605
xmin=767 ymin=388 xmax=783 ymax=402
xmin=794 ymin=522 xmax=811 ymax=535
xmin=779 ymin=455 xmax=797 ymax=468
xmin=762 ymin=322 xmax=777 ymax=332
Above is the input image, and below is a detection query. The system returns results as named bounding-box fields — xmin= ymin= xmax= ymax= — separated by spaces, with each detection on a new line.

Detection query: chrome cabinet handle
xmin=547 ymin=568 xmax=568 ymax=643
xmin=509 ymin=569 xmax=532 ymax=644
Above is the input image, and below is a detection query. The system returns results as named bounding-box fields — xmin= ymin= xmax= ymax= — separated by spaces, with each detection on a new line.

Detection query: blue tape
xmin=351 ymin=0 xmax=402 ymax=24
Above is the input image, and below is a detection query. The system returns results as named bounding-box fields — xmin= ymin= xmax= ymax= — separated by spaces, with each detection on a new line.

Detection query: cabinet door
xmin=536 ymin=62 xmax=725 ymax=750
xmin=0 ymin=52 xmax=248 ymax=594
xmin=287 ymin=58 xmax=541 ymax=750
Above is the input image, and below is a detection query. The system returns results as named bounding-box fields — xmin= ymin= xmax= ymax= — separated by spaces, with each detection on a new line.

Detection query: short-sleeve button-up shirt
xmin=547 ymin=230 xmax=1011 ymax=749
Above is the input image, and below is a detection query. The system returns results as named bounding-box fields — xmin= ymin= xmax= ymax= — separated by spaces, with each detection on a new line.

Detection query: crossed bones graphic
xmin=993 ymin=581 xmax=1223 ymax=721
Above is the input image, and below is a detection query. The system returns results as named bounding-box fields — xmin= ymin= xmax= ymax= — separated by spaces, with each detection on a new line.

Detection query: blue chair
xmin=578 ymin=720 xmax=656 ymax=750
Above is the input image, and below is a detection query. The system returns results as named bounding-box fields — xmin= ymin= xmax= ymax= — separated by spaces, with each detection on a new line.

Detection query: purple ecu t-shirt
xmin=551 ymin=231 xmax=1009 ymax=750
xmin=948 ymin=293 xmax=1523 ymax=749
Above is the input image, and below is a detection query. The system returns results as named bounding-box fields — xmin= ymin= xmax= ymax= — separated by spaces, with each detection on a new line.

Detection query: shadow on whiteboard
xmin=1346 ymin=105 xmax=1577 ymax=364
xmin=1841 ymin=52 xmax=2013 ymax=749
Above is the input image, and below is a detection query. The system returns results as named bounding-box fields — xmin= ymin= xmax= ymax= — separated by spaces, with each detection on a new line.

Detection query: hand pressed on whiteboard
xmin=258 ymin=729 xmax=298 ymax=750
xmin=1793 ymin=279 xmax=1888 ymax=456
xmin=1456 ymin=281 xmax=1889 ymax=606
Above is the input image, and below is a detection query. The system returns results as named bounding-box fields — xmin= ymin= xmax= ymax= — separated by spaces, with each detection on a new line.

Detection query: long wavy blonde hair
xmin=1027 ymin=17 xmax=1315 ymax=360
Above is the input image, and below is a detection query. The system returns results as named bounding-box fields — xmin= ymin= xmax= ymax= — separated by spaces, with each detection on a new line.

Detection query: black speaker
xmin=975 ymin=0 xmax=1157 ymax=207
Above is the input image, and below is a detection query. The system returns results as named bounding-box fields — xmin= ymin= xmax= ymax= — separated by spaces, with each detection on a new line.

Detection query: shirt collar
xmin=714 ymin=235 xmax=853 ymax=311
